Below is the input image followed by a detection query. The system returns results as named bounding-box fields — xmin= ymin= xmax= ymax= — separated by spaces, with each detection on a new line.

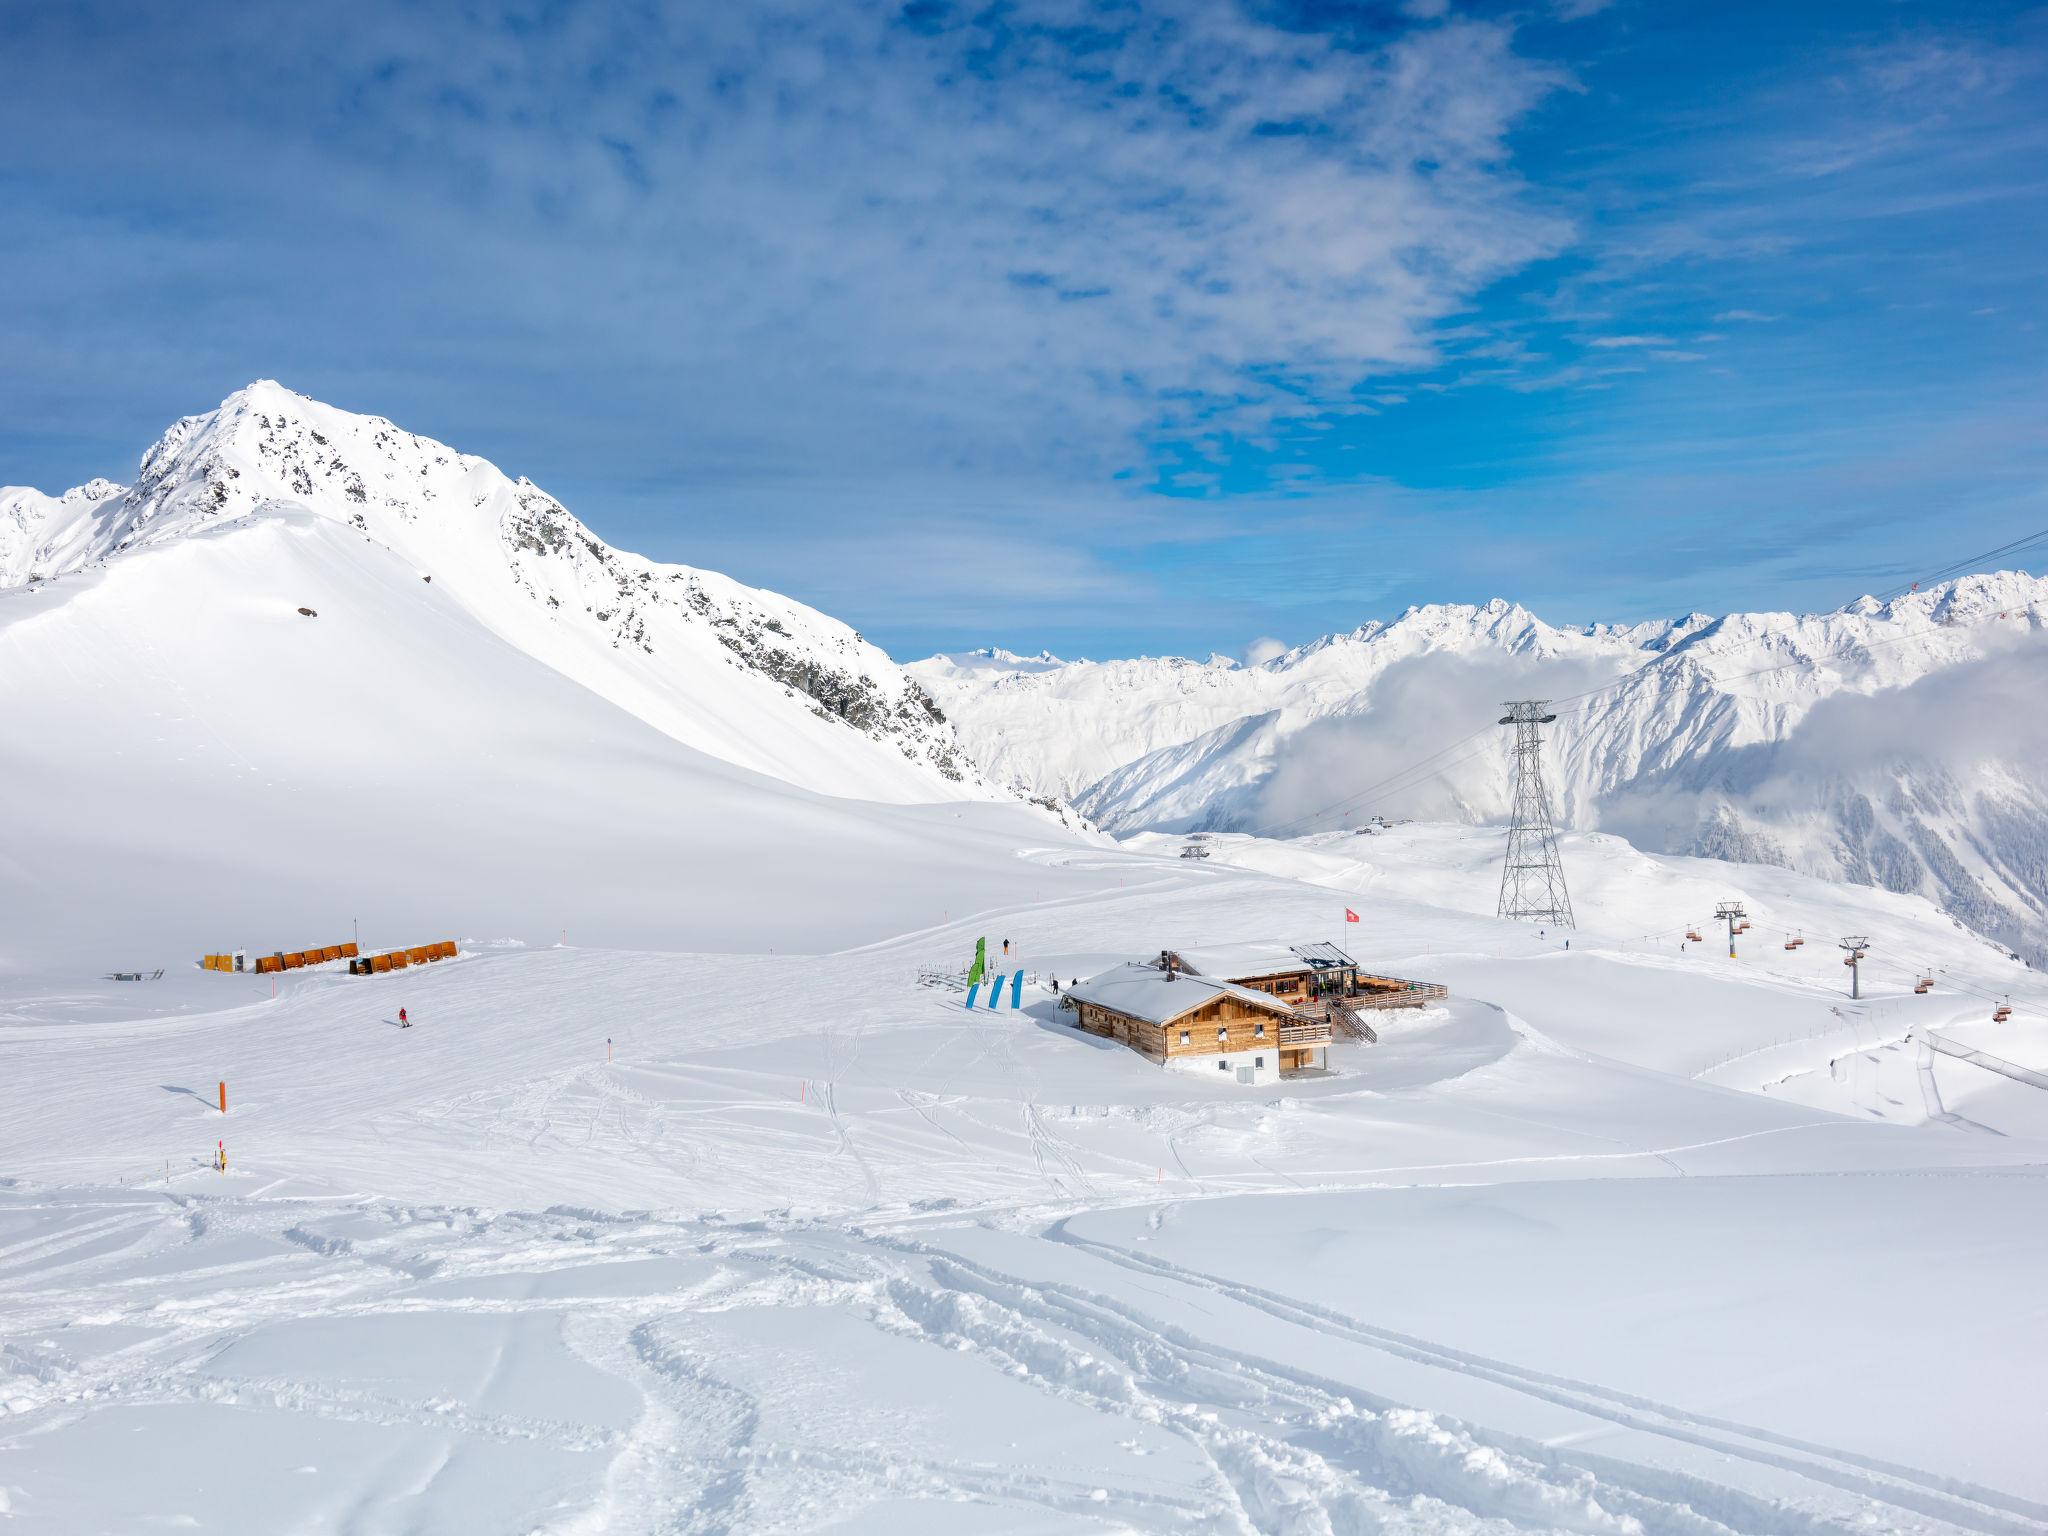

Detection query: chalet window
xmin=1255 ymin=1056 xmax=1264 ymax=1069
xmin=1217 ymin=1027 xmax=1227 ymax=1042
xmin=1218 ymin=1059 xmax=1228 ymax=1070
xmin=1254 ymin=1023 xmax=1266 ymax=1038
xmin=1179 ymin=1030 xmax=1190 ymax=1045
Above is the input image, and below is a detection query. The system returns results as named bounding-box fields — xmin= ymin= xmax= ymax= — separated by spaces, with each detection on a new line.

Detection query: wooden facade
xmin=1072 ymin=989 xmax=1328 ymax=1073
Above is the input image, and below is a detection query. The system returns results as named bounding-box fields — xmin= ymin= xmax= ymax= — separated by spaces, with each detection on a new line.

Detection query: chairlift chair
xmin=1685 ymin=930 xmax=1702 ymax=943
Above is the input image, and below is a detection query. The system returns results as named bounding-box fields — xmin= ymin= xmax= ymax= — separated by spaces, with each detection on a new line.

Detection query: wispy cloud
xmin=3 ymin=1 xmax=2044 ymax=660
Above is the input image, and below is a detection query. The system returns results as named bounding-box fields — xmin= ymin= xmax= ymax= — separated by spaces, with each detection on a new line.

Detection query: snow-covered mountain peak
xmin=5 ymin=382 xmax=1016 ymax=806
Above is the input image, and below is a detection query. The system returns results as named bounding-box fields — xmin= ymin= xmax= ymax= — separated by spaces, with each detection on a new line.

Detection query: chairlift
xmin=1914 ymin=978 xmax=1933 ymax=994
xmin=1993 ymin=1001 xmax=2013 ymax=1023
xmin=1784 ymin=933 xmax=1804 ymax=950
xmin=1734 ymin=921 xmax=1751 ymax=934
xmin=1685 ymin=930 xmax=1702 ymax=943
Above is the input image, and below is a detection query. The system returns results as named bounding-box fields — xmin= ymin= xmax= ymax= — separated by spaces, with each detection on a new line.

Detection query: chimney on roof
xmin=1160 ymin=949 xmax=1176 ymax=981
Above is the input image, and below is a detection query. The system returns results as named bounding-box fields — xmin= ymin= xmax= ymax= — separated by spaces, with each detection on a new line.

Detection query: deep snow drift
xmin=912 ymin=582 xmax=2048 ymax=961
xmin=5 ymin=823 xmax=2045 ymax=1533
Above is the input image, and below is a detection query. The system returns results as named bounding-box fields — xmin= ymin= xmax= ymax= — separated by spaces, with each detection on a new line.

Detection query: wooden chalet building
xmin=1066 ymin=958 xmax=1331 ymax=1085
xmin=1066 ymin=941 xmax=1450 ymax=1083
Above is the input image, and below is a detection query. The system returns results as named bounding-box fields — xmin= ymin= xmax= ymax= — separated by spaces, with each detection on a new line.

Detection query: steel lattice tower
xmin=1496 ymin=700 xmax=1574 ymax=927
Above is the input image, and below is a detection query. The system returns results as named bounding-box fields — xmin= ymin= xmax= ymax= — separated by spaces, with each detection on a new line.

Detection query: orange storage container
xmin=282 ymin=951 xmax=305 ymax=970
xmin=437 ymin=941 xmax=457 ymax=959
xmin=324 ymin=945 xmax=345 ymax=962
xmin=370 ymin=953 xmax=392 ymax=974
xmin=405 ymin=946 xmax=427 ymax=964
xmin=388 ymin=950 xmax=409 ymax=969
xmin=341 ymin=941 xmax=359 ymax=959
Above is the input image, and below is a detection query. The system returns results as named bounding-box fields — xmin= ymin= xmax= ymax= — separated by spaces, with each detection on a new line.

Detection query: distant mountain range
xmin=913 ymin=581 xmax=2048 ymax=961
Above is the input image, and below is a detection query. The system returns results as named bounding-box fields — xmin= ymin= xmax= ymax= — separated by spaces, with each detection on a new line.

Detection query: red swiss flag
xmin=1345 ymin=908 xmax=1360 ymax=923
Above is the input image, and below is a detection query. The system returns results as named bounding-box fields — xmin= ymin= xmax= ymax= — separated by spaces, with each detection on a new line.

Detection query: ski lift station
xmin=1066 ymin=942 xmax=1446 ymax=1086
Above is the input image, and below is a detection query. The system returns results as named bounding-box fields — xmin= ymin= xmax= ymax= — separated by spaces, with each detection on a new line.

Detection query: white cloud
xmin=1589 ymin=334 xmax=1673 ymax=347
xmin=1713 ymin=310 xmax=1781 ymax=323
xmin=202 ymin=2 xmax=1571 ymax=475
xmin=1243 ymin=636 xmax=1289 ymax=666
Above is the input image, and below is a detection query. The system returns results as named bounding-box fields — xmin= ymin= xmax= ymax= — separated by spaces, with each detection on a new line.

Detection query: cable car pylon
xmin=1496 ymin=700 xmax=1573 ymax=928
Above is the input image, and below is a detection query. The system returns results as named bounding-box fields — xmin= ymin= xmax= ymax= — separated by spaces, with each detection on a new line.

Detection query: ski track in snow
xmin=9 ymin=1184 xmax=2044 ymax=1535
xmin=5 ymin=837 xmax=2048 ymax=1530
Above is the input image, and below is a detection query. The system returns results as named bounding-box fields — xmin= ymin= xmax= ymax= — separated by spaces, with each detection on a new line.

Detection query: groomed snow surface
xmin=6 ymin=829 xmax=2048 ymax=1534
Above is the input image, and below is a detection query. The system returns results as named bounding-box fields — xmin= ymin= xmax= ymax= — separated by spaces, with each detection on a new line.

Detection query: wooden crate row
xmin=348 ymin=940 xmax=457 ymax=975
xmin=250 ymin=942 xmax=361 ymax=974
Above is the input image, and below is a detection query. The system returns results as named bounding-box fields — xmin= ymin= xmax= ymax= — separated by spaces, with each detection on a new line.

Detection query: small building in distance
xmin=1066 ymin=957 xmax=1330 ymax=1085
xmin=1065 ymin=941 xmax=1449 ymax=1084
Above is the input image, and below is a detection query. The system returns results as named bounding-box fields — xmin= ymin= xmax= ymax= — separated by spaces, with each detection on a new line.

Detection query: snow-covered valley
xmin=5 ymin=385 xmax=2047 ymax=1533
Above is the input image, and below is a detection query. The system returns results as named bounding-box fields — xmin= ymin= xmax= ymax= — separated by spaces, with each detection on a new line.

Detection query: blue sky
xmin=3 ymin=1 xmax=2043 ymax=660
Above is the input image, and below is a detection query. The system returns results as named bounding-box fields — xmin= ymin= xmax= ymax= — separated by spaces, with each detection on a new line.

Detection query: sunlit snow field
xmin=4 ymin=828 xmax=2046 ymax=1534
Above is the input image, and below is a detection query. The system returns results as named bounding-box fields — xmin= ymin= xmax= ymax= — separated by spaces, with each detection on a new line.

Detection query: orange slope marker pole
xmin=218 ymin=1081 xmax=226 ymax=1114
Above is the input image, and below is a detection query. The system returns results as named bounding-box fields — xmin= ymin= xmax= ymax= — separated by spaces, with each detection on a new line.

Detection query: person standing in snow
xmin=399 ymin=1007 xmax=410 ymax=1029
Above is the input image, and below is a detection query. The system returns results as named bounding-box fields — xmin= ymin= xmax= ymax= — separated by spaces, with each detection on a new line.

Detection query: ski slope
xmin=0 ymin=508 xmax=1097 ymax=970
xmin=5 ymin=827 xmax=2047 ymax=1533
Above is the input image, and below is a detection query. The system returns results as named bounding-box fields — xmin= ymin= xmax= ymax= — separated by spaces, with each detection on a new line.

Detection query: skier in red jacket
xmin=399 ymin=1007 xmax=410 ymax=1029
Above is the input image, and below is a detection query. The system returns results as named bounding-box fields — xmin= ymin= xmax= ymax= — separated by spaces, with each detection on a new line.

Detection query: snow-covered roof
xmin=1174 ymin=942 xmax=1356 ymax=980
xmin=1066 ymin=962 xmax=1298 ymax=1026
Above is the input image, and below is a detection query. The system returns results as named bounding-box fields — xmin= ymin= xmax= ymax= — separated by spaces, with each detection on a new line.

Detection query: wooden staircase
xmin=1326 ymin=996 xmax=1378 ymax=1044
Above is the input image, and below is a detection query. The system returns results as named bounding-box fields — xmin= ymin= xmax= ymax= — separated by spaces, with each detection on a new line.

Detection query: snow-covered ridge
xmin=3 ymin=382 xmax=1002 ymax=805
xmin=914 ymin=574 xmax=2048 ymax=958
